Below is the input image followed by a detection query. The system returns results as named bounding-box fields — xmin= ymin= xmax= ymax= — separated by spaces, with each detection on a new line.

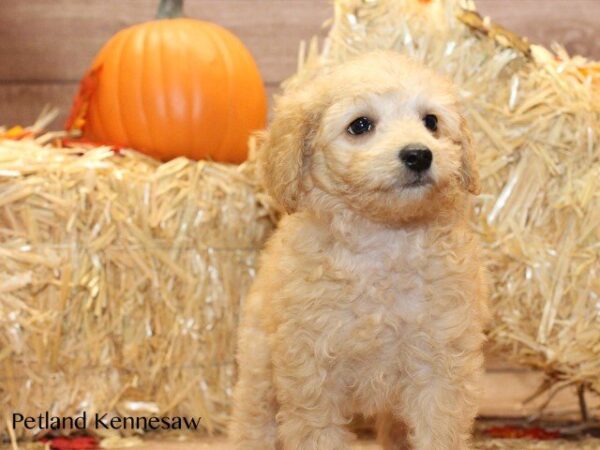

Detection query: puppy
xmin=231 ymin=51 xmax=489 ymax=450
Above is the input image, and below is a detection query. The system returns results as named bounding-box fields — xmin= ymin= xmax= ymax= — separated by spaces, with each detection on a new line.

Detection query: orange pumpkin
xmin=67 ymin=0 xmax=267 ymax=163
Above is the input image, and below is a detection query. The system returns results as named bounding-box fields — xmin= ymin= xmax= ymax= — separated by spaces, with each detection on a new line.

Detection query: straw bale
xmin=0 ymin=136 xmax=275 ymax=439
xmin=296 ymin=0 xmax=600 ymax=399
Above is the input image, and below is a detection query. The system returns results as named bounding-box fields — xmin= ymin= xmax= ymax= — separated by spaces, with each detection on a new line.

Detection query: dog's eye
xmin=423 ymin=114 xmax=438 ymax=132
xmin=347 ymin=117 xmax=374 ymax=136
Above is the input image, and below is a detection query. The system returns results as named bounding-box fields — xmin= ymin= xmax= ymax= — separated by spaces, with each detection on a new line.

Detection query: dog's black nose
xmin=399 ymin=145 xmax=433 ymax=172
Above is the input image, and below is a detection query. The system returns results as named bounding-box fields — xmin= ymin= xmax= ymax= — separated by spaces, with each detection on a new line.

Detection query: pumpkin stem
xmin=156 ymin=0 xmax=184 ymax=19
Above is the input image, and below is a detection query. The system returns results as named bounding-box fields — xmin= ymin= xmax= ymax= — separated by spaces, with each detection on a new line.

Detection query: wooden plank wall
xmin=1 ymin=0 xmax=599 ymax=128
xmin=0 ymin=0 xmax=599 ymax=418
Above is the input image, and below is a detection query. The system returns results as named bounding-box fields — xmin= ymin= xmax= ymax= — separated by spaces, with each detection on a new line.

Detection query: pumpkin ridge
xmin=213 ymin=22 xmax=266 ymax=163
xmin=189 ymin=20 xmax=231 ymax=161
xmin=204 ymin=23 xmax=231 ymax=161
xmin=156 ymin=23 xmax=174 ymax=159
xmin=175 ymin=23 xmax=195 ymax=160
xmin=137 ymin=26 xmax=155 ymax=153
xmin=113 ymin=29 xmax=135 ymax=147
xmin=235 ymin=30 xmax=267 ymax=160
xmin=89 ymin=34 xmax=125 ymax=143
xmin=86 ymin=65 xmax=109 ymax=142
xmin=186 ymin=24 xmax=203 ymax=162
xmin=121 ymin=27 xmax=152 ymax=152
xmin=202 ymin=22 xmax=233 ymax=162
xmin=162 ymin=22 xmax=192 ymax=158
xmin=86 ymin=34 xmax=116 ymax=141
xmin=148 ymin=23 xmax=170 ymax=159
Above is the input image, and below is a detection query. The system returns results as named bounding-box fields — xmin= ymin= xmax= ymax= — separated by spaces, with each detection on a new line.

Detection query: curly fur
xmin=230 ymin=51 xmax=489 ymax=450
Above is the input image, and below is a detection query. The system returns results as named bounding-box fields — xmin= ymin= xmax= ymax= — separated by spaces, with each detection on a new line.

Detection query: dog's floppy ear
xmin=258 ymin=90 xmax=318 ymax=213
xmin=459 ymin=116 xmax=481 ymax=195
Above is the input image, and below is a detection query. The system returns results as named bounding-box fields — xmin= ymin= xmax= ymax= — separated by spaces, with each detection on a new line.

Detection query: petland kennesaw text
xmin=12 ymin=412 xmax=202 ymax=431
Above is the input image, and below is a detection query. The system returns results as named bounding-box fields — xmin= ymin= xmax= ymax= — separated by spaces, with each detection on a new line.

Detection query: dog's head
xmin=259 ymin=51 xmax=480 ymax=225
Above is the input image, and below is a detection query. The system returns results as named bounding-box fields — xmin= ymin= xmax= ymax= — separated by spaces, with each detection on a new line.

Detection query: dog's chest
xmin=316 ymin=231 xmax=433 ymax=409
xmin=327 ymin=229 xmax=430 ymax=332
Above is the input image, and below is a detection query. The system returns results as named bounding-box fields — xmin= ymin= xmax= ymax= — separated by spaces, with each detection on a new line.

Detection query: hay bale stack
xmin=0 ymin=136 xmax=274 ymax=439
xmin=300 ymin=0 xmax=600 ymax=397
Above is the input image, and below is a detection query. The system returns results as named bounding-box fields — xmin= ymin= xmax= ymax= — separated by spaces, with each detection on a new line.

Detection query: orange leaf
xmin=1 ymin=125 xmax=33 ymax=140
xmin=484 ymin=425 xmax=562 ymax=440
xmin=65 ymin=65 xmax=103 ymax=132
xmin=39 ymin=435 xmax=99 ymax=450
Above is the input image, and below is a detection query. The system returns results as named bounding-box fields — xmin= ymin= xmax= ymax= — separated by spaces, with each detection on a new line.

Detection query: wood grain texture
xmin=0 ymin=83 xmax=78 ymax=128
xmin=0 ymin=0 xmax=330 ymax=84
xmin=480 ymin=371 xmax=600 ymax=419
xmin=1 ymin=0 xmax=598 ymax=84
xmin=477 ymin=0 xmax=600 ymax=59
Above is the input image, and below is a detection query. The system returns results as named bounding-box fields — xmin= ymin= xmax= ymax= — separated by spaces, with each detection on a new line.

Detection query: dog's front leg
xmin=376 ymin=412 xmax=412 ymax=450
xmin=230 ymin=324 xmax=279 ymax=450
xmin=272 ymin=334 xmax=353 ymax=450
xmin=395 ymin=335 xmax=484 ymax=450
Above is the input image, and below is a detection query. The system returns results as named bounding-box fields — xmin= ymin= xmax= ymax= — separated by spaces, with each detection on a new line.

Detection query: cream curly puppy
xmin=231 ymin=51 xmax=489 ymax=450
